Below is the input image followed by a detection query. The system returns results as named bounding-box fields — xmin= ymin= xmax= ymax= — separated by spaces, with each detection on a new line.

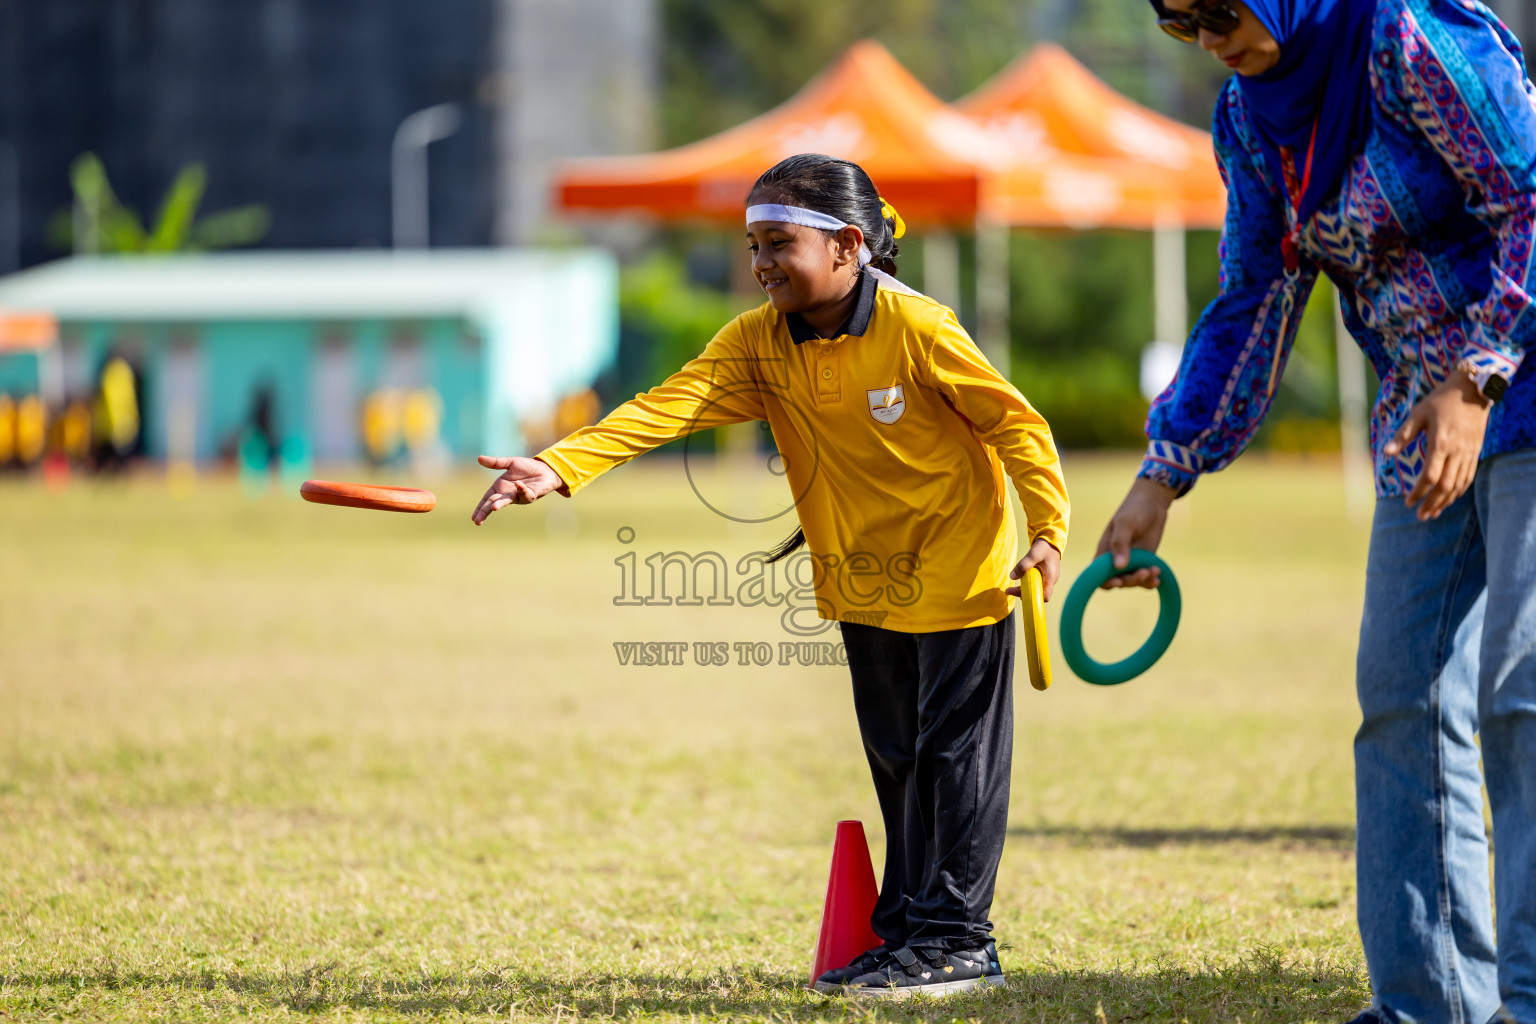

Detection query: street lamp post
xmin=0 ymin=140 xmax=19 ymax=273
xmin=391 ymin=103 xmax=462 ymax=249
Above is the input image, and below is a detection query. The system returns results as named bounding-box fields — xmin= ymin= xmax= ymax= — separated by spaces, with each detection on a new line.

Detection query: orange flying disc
xmin=299 ymin=479 xmax=437 ymax=514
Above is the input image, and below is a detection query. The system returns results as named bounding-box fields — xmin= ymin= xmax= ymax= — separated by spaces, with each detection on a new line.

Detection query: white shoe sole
xmin=846 ymin=974 xmax=1006 ymax=999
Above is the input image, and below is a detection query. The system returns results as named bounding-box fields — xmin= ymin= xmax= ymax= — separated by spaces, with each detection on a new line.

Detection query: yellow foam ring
xmin=0 ymin=395 xmax=14 ymax=464
xmin=16 ymin=394 xmax=46 ymax=464
xmin=878 ymin=197 xmax=907 ymax=239
xmin=362 ymin=389 xmax=403 ymax=462
xmin=402 ymin=388 xmax=443 ymax=453
xmin=100 ymin=357 xmax=140 ymax=454
xmin=1021 ymin=567 xmax=1053 ymax=692
xmin=61 ymin=402 xmax=92 ymax=461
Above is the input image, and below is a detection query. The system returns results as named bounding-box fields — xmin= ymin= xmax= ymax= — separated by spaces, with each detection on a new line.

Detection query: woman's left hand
xmin=1385 ymin=373 xmax=1491 ymax=521
xmin=1007 ymin=538 xmax=1062 ymax=602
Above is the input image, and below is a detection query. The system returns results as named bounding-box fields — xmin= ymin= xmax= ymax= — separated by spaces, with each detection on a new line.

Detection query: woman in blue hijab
xmin=1098 ymin=2 xmax=1536 ymax=1023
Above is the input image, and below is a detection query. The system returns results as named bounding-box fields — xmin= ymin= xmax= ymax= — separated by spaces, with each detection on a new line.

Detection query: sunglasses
xmin=1156 ymin=1 xmax=1242 ymax=42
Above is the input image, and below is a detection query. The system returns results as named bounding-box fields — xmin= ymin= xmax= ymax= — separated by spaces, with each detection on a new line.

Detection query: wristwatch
xmin=1456 ymin=359 xmax=1510 ymax=405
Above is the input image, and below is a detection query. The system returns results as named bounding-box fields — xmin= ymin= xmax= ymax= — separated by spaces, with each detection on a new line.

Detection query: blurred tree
xmin=663 ymin=0 xmax=1024 ymax=143
xmin=616 ymin=253 xmax=753 ymax=398
xmin=1003 ymin=227 xmax=1349 ymax=450
xmin=1006 ymin=229 xmax=1158 ymax=447
xmin=661 ymin=0 xmax=1229 ymax=145
xmin=49 ymin=154 xmax=270 ymax=254
xmin=608 ymin=252 xmax=758 ymax=456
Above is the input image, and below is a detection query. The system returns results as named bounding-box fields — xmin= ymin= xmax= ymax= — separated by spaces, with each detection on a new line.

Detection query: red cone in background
xmin=808 ymin=820 xmax=883 ymax=987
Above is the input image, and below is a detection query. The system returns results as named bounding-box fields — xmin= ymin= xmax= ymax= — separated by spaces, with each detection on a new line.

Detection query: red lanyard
xmin=1280 ymin=119 xmax=1320 ymax=275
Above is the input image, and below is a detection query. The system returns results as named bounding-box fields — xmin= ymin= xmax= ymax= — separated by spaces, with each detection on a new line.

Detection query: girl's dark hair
xmin=748 ymin=153 xmax=901 ymax=563
xmin=747 ymin=153 xmax=901 ymax=275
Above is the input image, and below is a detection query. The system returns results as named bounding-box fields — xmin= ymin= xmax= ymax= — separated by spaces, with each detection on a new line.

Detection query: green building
xmin=0 ymin=250 xmax=617 ymax=464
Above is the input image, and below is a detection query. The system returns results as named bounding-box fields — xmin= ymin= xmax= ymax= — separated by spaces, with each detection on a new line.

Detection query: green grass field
xmin=1 ymin=453 xmax=1378 ymax=1022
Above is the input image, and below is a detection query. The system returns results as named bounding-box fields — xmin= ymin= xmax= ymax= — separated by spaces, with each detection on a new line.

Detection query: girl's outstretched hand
xmin=1007 ymin=538 xmax=1062 ymax=602
xmin=471 ymin=456 xmax=568 ymax=525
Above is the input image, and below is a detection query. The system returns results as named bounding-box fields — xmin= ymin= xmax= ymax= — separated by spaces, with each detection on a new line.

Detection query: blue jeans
xmin=1357 ymin=450 xmax=1536 ymax=1024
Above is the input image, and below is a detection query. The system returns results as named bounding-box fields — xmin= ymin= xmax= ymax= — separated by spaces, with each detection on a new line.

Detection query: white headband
xmin=746 ymin=204 xmax=872 ymax=266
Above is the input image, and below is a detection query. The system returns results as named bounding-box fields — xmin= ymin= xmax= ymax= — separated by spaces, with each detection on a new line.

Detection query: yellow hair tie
xmin=879 ymin=197 xmax=907 ymax=239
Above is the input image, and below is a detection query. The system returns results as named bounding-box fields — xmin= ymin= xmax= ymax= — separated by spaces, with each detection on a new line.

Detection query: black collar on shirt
xmin=785 ymin=269 xmax=877 ymax=344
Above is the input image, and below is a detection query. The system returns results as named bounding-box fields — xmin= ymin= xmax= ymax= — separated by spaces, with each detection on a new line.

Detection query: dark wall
xmin=1487 ymin=0 xmax=1536 ymax=42
xmin=0 ymin=0 xmax=496 ymax=270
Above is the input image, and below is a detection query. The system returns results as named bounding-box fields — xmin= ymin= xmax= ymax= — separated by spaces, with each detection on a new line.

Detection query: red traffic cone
xmin=808 ymin=820 xmax=883 ymax=987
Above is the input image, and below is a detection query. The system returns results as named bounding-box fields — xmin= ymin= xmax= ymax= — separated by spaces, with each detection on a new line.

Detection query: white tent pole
xmin=392 ymin=103 xmax=462 ymax=250
xmin=975 ymin=216 xmax=1011 ymax=379
xmin=1335 ymin=290 xmax=1372 ymax=522
xmin=1153 ymin=208 xmax=1186 ymax=346
xmin=923 ymin=231 xmax=962 ymax=313
xmin=37 ymin=343 xmax=64 ymax=409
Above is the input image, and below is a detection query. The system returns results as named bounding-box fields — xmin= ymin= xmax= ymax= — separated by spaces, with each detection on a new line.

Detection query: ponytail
xmin=764 ymin=526 xmax=805 ymax=564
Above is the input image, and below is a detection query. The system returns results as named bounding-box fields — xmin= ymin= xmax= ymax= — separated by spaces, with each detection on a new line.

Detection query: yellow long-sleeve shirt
xmin=538 ymin=269 xmax=1069 ymax=633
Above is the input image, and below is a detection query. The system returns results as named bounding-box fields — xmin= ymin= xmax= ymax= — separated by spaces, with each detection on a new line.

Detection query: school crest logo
xmin=866 ymin=384 xmax=906 ymax=424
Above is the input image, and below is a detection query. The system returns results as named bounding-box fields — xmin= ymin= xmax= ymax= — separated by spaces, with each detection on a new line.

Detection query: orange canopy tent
xmin=555 ymin=40 xmax=1009 ymax=228
xmin=555 ymin=40 xmax=1221 ymax=374
xmin=957 ymin=43 xmax=1228 ymax=365
xmin=957 ymin=43 xmax=1226 ymax=230
xmin=975 ymin=149 xmax=1219 ymax=232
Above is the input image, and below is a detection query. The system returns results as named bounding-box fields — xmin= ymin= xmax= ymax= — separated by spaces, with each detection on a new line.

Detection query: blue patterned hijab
xmin=1151 ymin=0 xmax=1378 ymax=222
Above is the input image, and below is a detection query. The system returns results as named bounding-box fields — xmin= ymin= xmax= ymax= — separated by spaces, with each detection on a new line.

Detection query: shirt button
xmin=821 ymin=368 xmax=834 ymax=380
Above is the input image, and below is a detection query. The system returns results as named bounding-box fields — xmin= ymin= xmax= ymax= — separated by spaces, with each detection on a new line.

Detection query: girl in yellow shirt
xmin=471 ymin=154 xmax=1069 ymax=998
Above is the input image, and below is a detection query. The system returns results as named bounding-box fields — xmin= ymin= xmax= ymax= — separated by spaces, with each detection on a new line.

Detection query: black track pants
xmin=840 ymin=614 xmax=1014 ymax=952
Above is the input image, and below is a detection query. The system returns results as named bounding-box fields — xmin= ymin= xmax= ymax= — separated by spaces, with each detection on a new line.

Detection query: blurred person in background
xmin=221 ymin=382 xmax=278 ymax=471
xmin=91 ymin=353 xmax=140 ymax=471
xmin=1101 ymin=2 xmax=1536 ymax=1023
xmin=0 ymin=394 xmax=14 ymax=468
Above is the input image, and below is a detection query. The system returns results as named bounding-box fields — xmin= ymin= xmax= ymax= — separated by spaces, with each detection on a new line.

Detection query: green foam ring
xmin=1059 ymin=549 xmax=1181 ymax=686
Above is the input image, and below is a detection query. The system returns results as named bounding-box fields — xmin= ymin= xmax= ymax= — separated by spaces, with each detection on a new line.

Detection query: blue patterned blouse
xmin=1141 ymin=0 xmax=1536 ymax=498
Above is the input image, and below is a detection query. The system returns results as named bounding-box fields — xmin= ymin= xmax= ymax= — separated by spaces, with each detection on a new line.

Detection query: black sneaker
xmin=1343 ymin=1010 xmax=1402 ymax=1024
xmin=846 ymin=943 xmax=1005 ymax=998
xmin=813 ymin=944 xmax=895 ymax=994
